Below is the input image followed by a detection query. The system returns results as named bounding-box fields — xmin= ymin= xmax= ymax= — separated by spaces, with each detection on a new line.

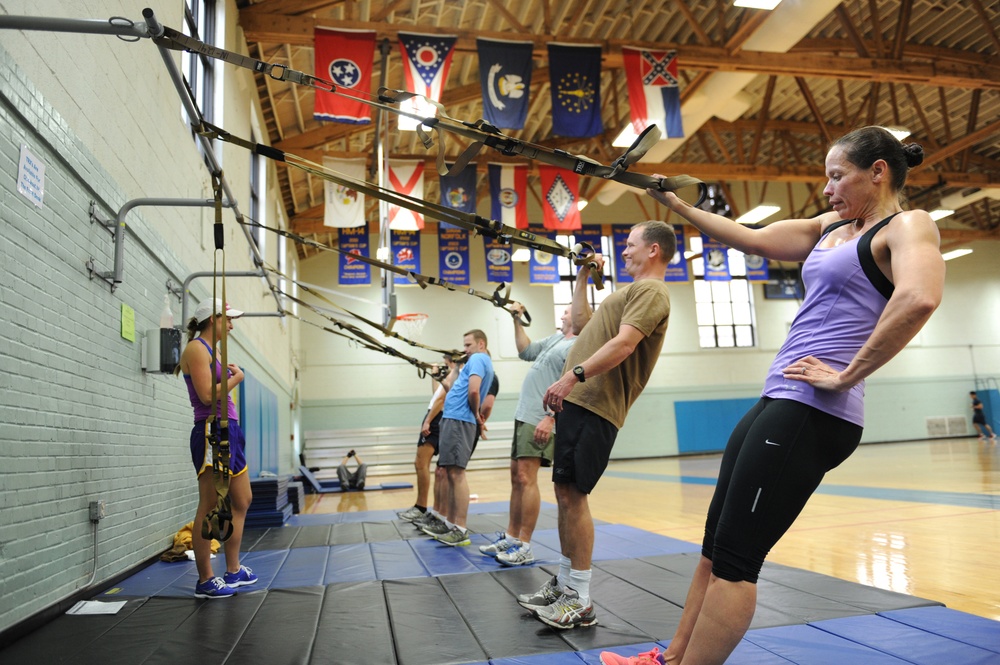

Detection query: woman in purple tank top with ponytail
xmin=175 ymin=298 xmax=258 ymax=599
xmin=631 ymin=127 xmax=946 ymax=665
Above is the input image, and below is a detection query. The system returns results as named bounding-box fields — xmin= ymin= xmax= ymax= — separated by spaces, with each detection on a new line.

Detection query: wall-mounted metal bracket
xmin=165 ymin=279 xmax=184 ymax=302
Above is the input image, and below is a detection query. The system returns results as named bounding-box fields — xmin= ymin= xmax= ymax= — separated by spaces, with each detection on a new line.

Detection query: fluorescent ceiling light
xmin=511 ymin=248 xmax=532 ymax=262
xmin=929 ymin=209 xmax=955 ymax=222
xmin=941 ymin=248 xmax=973 ymax=261
xmin=734 ymin=0 xmax=783 ymax=9
xmin=735 ymin=204 xmax=781 ymax=225
xmin=577 ymin=198 xmax=589 ymax=211
xmin=885 ymin=127 xmax=911 ymax=141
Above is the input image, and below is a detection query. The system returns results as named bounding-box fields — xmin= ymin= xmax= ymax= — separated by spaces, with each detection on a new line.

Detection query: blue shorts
xmin=190 ymin=420 xmax=247 ymax=477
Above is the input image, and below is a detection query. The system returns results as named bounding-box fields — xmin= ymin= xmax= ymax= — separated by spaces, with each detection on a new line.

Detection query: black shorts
xmin=551 ymin=402 xmax=618 ymax=494
xmin=418 ymin=410 xmax=443 ymax=455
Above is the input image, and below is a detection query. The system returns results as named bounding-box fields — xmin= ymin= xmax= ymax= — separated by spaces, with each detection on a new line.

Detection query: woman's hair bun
xmin=902 ymin=143 xmax=924 ymax=168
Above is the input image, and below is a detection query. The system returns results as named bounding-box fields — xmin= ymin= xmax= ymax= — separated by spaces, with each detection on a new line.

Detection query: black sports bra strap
xmin=857 ymin=213 xmax=901 ymax=301
xmin=821 ymin=219 xmax=855 ymax=237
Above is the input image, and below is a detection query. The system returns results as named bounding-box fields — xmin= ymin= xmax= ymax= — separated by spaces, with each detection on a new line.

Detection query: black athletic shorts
xmin=551 ymin=402 xmax=618 ymax=494
xmin=418 ymin=410 xmax=443 ymax=455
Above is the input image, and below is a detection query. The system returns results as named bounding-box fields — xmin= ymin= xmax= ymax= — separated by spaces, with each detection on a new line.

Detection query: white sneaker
xmin=496 ymin=544 xmax=534 ymax=567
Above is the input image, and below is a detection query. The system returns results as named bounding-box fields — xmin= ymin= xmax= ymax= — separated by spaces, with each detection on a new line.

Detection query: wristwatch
xmin=572 ymin=365 xmax=586 ymax=383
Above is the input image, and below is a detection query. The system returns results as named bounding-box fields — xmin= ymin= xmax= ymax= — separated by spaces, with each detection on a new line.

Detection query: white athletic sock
xmin=557 ymin=556 xmax=572 ymax=589
xmin=519 ymin=540 xmax=530 ymax=549
xmin=569 ymin=568 xmax=592 ymax=605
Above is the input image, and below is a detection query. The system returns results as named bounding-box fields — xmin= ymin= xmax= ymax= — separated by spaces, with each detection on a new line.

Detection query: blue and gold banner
xmin=548 ymin=43 xmax=603 ymax=138
xmin=338 ymin=225 xmax=371 ymax=285
xmin=745 ymin=253 xmax=769 ymax=281
xmin=612 ymin=225 xmax=633 ymax=284
xmin=664 ymin=226 xmax=688 ymax=282
xmin=528 ymin=226 xmax=560 ymax=285
xmin=391 ymin=229 xmax=421 ymax=285
xmin=702 ymin=234 xmax=731 ymax=281
xmin=483 ymin=236 xmax=513 ymax=284
xmin=438 ymin=226 xmax=470 ymax=286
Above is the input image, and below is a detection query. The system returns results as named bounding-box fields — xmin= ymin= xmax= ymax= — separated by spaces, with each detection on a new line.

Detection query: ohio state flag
xmin=488 ymin=163 xmax=528 ymax=230
xmin=397 ymin=32 xmax=457 ymax=131
xmin=313 ymin=28 xmax=375 ymax=124
xmin=539 ymin=165 xmax=581 ymax=231
xmin=622 ymin=47 xmax=684 ymax=138
xmin=387 ymin=160 xmax=425 ymax=230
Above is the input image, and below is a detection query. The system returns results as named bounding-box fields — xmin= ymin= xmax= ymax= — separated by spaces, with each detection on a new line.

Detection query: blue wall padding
xmin=371 ymin=540 xmax=430 ymax=579
xmin=227 ymin=587 xmax=323 ymax=665
xmin=310 ymin=581 xmax=397 ymax=664
xmin=674 ymin=397 xmax=757 ymax=453
xmin=324 ymin=543 xmax=377 ymax=583
xmin=880 ymin=607 xmax=1000 ymax=655
xmin=743 ymin=624 xmax=913 ymax=664
xmin=271 ymin=546 xmax=329 ymax=588
xmin=384 ymin=577 xmax=488 ymax=665
xmin=812 ymin=613 xmax=1000 ymax=664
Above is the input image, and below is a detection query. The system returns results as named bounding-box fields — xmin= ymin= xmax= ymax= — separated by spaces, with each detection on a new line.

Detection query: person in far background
xmin=970 ymin=391 xmax=997 ymax=441
xmin=176 ymin=298 xmax=258 ymax=599
xmin=337 ymin=450 xmax=368 ymax=490
xmin=608 ymin=126 xmax=945 ymax=665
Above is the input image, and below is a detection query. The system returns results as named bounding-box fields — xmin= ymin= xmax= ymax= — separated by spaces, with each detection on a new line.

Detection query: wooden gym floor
xmin=312 ymin=436 xmax=1000 ymax=623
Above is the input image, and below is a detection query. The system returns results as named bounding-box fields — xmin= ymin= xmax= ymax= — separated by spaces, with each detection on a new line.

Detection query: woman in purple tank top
xmin=175 ymin=297 xmax=257 ymax=599
xmin=636 ymin=127 xmax=945 ymax=665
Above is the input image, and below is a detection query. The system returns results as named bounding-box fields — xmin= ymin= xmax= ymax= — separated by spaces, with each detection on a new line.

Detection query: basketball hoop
xmin=394 ymin=312 xmax=429 ymax=340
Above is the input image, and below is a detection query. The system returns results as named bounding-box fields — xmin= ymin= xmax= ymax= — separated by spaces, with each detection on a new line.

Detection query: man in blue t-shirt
xmin=429 ymin=329 xmax=495 ymax=546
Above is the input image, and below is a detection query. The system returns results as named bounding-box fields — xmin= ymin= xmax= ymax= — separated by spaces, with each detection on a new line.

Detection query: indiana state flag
xmin=622 ymin=47 xmax=684 ymax=139
xmin=398 ymin=32 xmax=457 ymax=131
xmin=488 ymin=164 xmax=528 ymax=230
xmin=313 ymin=28 xmax=375 ymax=124
xmin=548 ymin=43 xmax=603 ymax=138
xmin=539 ymin=165 xmax=582 ymax=231
xmin=477 ymin=38 xmax=533 ymax=130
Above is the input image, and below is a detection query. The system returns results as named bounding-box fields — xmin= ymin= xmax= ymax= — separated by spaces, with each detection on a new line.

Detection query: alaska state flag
xmin=398 ymin=32 xmax=457 ymax=131
xmin=477 ymin=38 xmax=533 ymax=130
xmin=387 ymin=160 xmax=425 ymax=231
xmin=314 ymin=28 xmax=375 ymax=124
xmin=539 ymin=165 xmax=581 ymax=231
xmin=622 ymin=47 xmax=684 ymax=139
xmin=548 ymin=43 xmax=603 ymax=138
xmin=488 ymin=164 xmax=528 ymax=230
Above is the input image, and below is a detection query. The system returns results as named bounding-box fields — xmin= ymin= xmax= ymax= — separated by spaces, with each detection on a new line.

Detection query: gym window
xmin=182 ymin=0 xmax=217 ymax=132
xmin=690 ymin=235 xmax=757 ymax=348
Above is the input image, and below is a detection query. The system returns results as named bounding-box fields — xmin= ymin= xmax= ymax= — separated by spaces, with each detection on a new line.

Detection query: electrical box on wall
xmin=142 ymin=328 xmax=182 ymax=373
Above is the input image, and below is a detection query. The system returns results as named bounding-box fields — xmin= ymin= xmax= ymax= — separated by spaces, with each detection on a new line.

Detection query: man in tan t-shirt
xmin=517 ymin=220 xmax=676 ymax=630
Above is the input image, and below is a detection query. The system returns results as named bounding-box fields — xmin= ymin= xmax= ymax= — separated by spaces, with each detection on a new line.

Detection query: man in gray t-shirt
xmin=480 ymin=305 xmax=576 ymax=567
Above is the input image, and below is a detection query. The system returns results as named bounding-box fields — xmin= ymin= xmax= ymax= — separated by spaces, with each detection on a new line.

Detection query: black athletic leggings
xmin=703 ymin=397 xmax=863 ymax=583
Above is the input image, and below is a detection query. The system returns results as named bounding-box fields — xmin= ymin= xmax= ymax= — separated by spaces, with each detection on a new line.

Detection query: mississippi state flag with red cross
xmin=622 ymin=47 xmax=684 ymax=139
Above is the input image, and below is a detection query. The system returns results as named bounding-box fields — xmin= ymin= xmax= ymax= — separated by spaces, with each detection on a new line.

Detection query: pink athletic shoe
xmin=600 ymin=646 xmax=665 ymax=665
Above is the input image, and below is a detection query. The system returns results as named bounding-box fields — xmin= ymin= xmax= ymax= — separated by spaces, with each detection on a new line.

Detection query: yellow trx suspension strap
xmin=202 ymin=172 xmax=234 ymax=542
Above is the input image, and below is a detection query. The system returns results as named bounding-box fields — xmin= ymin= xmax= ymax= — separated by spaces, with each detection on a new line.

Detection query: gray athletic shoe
xmin=496 ymin=544 xmax=534 ymax=567
xmin=397 ymin=506 xmax=424 ymax=522
xmin=434 ymin=526 xmax=471 ymax=547
xmin=517 ymin=575 xmax=562 ymax=612
xmin=479 ymin=531 xmax=516 ymax=556
xmin=534 ymin=587 xmax=598 ymax=629
xmin=419 ymin=516 xmax=451 ymax=536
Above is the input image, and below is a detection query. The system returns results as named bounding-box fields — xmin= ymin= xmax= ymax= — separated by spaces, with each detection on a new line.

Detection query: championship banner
xmin=664 ymin=225 xmax=688 ymax=282
xmin=313 ymin=28 xmax=375 ymax=124
xmin=438 ymin=226 xmax=470 ymax=286
xmin=702 ymin=233 xmax=732 ymax=281
xmin=539 ymin=165 xmax=582 ymax=231
xmin=338 ymin=225 xmax=371 ymax=285
xmin=323 ymin=157 xmax=366 ymax=228
xmin=477 ymin=38 xmax=533 ymax=130
xmin=745 ymin=254 xmax=770 ymax=281
xmin=439 ymin=162 xmax=477 ymax=230
xmin=387 ymin=160 xmax=425 ymax=230
xmin=622 ymin=46 xmax=684 ymax=138
xmin=548 ymin=43 xmax=603 ymax=138
xmin=528 ymin=226 xmax=559 ymax=285
xmin=612 ymin=225 xmax=634 ymax=284
xmin=483 ymin=236 xmax=513 ymax=284
xmin=398 ymin=32 xmax=457 ymax=131
xmin=391 ymin=229 xmax=421 ymax=286
xmin=488 ymin=163 xmax=528 ymax=230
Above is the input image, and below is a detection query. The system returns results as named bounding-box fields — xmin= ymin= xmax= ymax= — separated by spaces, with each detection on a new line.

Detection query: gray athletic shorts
xmin=437 ymin=417 xmax=479 ymax=469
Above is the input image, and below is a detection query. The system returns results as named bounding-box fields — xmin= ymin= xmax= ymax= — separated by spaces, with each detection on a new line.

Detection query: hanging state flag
xmin=338 ymin=225 xmax=371 ymax=286
xmin=702 ymin=234 xmax=731 ymax=281
xmin=622 ymin=47 xmax=683 ymax=139
xmin=539 ymin=165 xmax=582 ymax=231
xmin=438 ymin=226 xmax=470 ymax=286
xmin=477 ymin=38 xmax=533 ymax=130
xmin=664 ymin=226 xmax=688 ymax=282
xmin=391 ymin=229 xmax=421 ymax=286
xmin=387 ymin=160 xmax=425 ymax=231
xmin=548 ymin=43 xmax=603 ymax=138
xmin=323 ymin=157 xmax=366 ymax=228
xmin=745 ymin=253 xmax=769 ymax=281
xmin=439 ymin=163 xmax=477 ymax=230
xmin=313 ymin=28 xmax=375 ymax=124
xmin=488 ymin=163 xmax=528 ymax=230
xmin=528 ymin=226 xmax=559 ymax=285
xmin=612 ymin=226 xmax=634 ymax=284
xmin=483 ymin=236 xmax=513 ymax=284
xmin=397 ymin=32 xmax=457 ymax=131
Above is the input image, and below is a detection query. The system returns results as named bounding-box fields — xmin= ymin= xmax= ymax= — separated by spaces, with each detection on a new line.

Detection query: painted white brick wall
xmin=0 ymin=2 xmax=298 ymax=633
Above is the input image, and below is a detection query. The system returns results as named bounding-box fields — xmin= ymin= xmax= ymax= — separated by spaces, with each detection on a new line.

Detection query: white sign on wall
xmin=17 ymin=144 xmax=45 ymax=208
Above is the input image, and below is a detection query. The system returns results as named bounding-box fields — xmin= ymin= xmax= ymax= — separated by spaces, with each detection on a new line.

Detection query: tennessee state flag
xmin=397 ymin=32 xmax=457 ymax=131
xmin=387 ymin=160 xmax=425 ymax=231
xmin=488 ymin=163 xmax=528 ymax=230
xmin=313 ymin=28 xmax=375 ymax=124
xmin=622 ymin=47 xmax=684 ymax=139
xmin=539 ymin=165 xmax=581 ymax=231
